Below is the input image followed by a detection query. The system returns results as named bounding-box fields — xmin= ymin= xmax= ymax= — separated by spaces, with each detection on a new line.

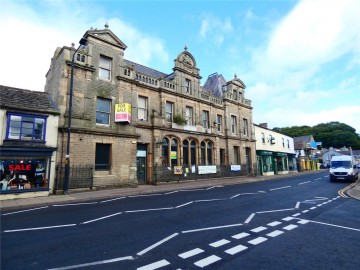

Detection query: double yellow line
xmin=338 ymin=180 xmax=358 ymax=198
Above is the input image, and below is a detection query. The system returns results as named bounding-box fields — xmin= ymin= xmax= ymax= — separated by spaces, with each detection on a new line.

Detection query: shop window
xmin=6 ymin=113 xmax=46 ymax=141
xmin=162 ymin=138 xmax=169 ymax=167
xmin=190 ymin=140 xmax=197 ymax=166
xmin=99 ymin=55 xmax=112 ymax=80
xmin=95 ymin=143 xmax=111 ymax=170
xmin=0 ymin=159 xmax=48 ymax=191
xmin=162 ymin=137 xmax=179 ymax=167
xmin=96 ymin=97 xmax=111 ymax=125
xmin=171 ymin=139 xmax=178 ymax=167
xmin=166 ymin=102 xmax=173 ymax=122
xmin=138 ymin=96 xmax=148 ymax=121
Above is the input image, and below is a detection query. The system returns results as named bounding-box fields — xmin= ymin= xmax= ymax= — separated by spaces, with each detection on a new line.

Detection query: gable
xmin=84 ymin=29 xmax=127 ymax=50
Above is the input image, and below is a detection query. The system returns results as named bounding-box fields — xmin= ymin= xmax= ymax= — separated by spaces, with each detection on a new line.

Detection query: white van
xmin=329 ymin=155 xmax=358 ymax=182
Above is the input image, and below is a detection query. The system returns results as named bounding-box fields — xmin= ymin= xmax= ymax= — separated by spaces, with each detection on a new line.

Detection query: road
xmin=1 ymin=171 xmax=359 ymax=270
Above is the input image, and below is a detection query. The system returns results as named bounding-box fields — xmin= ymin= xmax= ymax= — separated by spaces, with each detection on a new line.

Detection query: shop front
xmin=273 ymin=152 xmax=289 ymax=174
xmin=0 ymin=146 xmax=56 ymax=199
xmin=257 ymin=151 xmax=274 ymax=176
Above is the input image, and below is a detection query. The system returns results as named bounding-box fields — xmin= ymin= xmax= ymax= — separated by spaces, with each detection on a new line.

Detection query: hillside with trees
xmin=272 ymin=122 xmax=360 ymax=149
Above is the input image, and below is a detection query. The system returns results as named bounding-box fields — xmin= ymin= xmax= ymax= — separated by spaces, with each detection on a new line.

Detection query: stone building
xmin=45 ymin=25 xmax=256 ymax=189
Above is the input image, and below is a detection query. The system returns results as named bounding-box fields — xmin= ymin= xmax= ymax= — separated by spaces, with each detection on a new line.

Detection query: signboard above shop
xmin=115 ymin=103 xmax=131 ymax=123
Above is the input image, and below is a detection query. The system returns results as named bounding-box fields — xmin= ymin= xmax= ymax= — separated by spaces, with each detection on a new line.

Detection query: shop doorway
xmin=137 ymin=144 xmax=147 ymax=184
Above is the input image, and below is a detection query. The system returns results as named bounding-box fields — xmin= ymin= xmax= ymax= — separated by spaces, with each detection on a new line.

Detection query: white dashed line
xmin=182 ymin=223 xmax=243 ymax=233
xmin=244 ymin=213 xmax=256 ymax=224
xmin=175 ymin=202 xmax=193 ymax=208
xmin=232 ymin=232 xmax=250 ymax=239
xmin=283 ymin=224 xmax=298 ymax=231
xmin=297 ymin=220 xmax=310 ymax=224
xmin=225 ymin=244 xmax=248 ymax=255
xmin=310 ymin=207 xmax=317 ymax=210
xmin=267 ymin=221 xmax=282 ymax=227
xmin=269 ymin=186 xmax=291 ymax=191
xmin=292 ymin=213 xmax=301 ymax=217
xmin=251 ymin=226 xmax=267 ymax=233
xmin=194 ymin=255 xmax=222 ymax=268
xmin=137 ymin=259 xmax=170 ymax=270
xmin=248 ymin=237 xmax=268 ymax=245
xmin=266 ymin=230 xmax=284 ymax=237
xmin=298 ymin=181 xmax=311 ymax=185
xmin=209 ymin=239 xmax=231 ymax=247
xmin=179 ymin=248 xmax=204 ymax=259
xmin=282 ymin=217 xmax=294 ymax=221
xmin=2 ymin=206 xmax=49 ymax=216
xmin=4 ymin=224 xmax=76 ymax=233
xmin=126 ymin=207 xmax=173 ymax=213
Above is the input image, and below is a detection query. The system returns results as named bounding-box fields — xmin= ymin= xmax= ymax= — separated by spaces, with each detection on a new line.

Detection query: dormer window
xmin=6 ymin=113 xmax=47 ymax=141
xmin=99 ymin=55 xmax=112 ymax=80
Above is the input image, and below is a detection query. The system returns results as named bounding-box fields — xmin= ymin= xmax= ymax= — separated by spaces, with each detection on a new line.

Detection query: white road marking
xmin=137 ymin=233 xmax=179 ymax=256
xmin=232 ymin=232 xmax=250 ymax=239
xmin=195 ymin=199 xmax=226 ymax=202
xmin=2 ymin=206 xmax=49 ymax=216
xmin=244 ymin=213 xmax=256 ymax=224
xmin=225 ymin=244 xmax=248 ymax=255
xmin=297 ymin=220 xmax=310 ymax=224
xmin=267 ymin=230 xmax=284 ymax=237
xmin=302 ymin=210 xmax=309 ymax=213
xmin=315 ymin=197 xmax=328 ymax=199
xmin=175 ymin=201 xmax=193 ymax=208
xmin=292 ymin=213 xmax=301 ymax=217
xmin=4 ymin=224 xmax=76 ymax=233
xmin=48 ymin=256 xmax=134 ymax=270
xmin=206 ymin=186 xmax=216 ymax=190
xmin=310 ymin=207 xmax=317 ymax=210
xmin=267 ymin=221 xmax=282 ymax=227
xmin=165 ymin=191 xmax=178 ymax=195
xmin=179 ymin=189 xmax=206 ymax=192
xmin=304 ymin=198 xmax=327 ymax=202
xmin=295 ymin=202 xmax=300 ymax=209
xmin=81 ymin=212 xmax=122 ymax=224
xmin=298 ymin=181 xmax=311 ymax=185
xmin=282 ymin=217 xmax=294 ymax=221
xmin=251 ymin=226 xmax=267 ymax=233
xmin=194 ymin=255 xmax=221 ymax=268
xmin=317 ymin=204 xmax=323 ymax=207
xmin=126 ymin=207 xmax=173 ymax=213
xmin=295 ymin=219 xmax=360 ymax=232
xmin=256 ymin=208 xmax=295 ymax=214
xmin=179 ymin=248 xmax=204 ymax=259
xmin=230 ymin=192 xmax=258 ymax=199
xmin=137 ymin=259 xmax=170 ymax=270
xmin=315 ymin=178 xmax=322 ymax=180
xmin=283 ymin=224 xmax=298 ymax=231
xmin=248 ymin=237 xmax=268 ymax=245
xmin=269 ymin=186 xmax=291 ymax=191
xmin=182 ymin=223 xmax=243 ymax=234
xmin=53 ymin=202 xmax=97 ymax=207
xmin=129 ymin=194 xmax=163 ymax=198
xmin=100 ymin=197 xmax=126 ymax=203
xmin=258 ymin=190 xmax=267 ymax=193
xmin=209 ymin=239 xmax=231 ymax=247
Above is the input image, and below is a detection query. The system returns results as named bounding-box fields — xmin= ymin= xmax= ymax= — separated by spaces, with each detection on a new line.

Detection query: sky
xmin=1 ymin=0 xmax=360 ymax=134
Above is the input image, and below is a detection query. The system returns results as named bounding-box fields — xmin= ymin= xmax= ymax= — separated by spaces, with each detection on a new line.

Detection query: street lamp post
xmin=64 ymin=37 xmax=88 ymax=195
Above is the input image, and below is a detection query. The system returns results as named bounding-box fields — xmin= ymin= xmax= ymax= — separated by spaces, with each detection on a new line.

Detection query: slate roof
xmin=0 ymin=85 xmax=60 ymax=115
xmin=202 ymin=73 xmax=227 ymax=98
xmin=293 ymin=135 xmax=315 ymax=150
xmin=124 ymin=59 xmax=169 ymax=79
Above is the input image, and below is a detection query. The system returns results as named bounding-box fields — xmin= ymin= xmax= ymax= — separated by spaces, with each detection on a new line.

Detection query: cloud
xmin=0 ymin=1 xmax=169 ymax=91
xmin=199 ymin=14 xmax=233 ymax=46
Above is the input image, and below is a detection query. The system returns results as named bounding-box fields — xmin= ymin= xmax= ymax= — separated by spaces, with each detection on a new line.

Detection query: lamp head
xmin=79 ymin=37 xmax=88 ymax=46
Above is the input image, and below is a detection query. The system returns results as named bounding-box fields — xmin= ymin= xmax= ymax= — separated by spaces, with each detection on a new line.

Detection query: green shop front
xmin=257 ymin=151 xmax=289 ymax=176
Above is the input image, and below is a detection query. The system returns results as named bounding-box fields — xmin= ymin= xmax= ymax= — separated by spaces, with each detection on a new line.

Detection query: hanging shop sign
xmin=115 ymin=103 xmax=131 ymax=123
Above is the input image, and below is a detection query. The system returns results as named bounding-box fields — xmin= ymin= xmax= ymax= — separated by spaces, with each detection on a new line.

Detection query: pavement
xmin=1 ymin=171 xmax=359 ymax=211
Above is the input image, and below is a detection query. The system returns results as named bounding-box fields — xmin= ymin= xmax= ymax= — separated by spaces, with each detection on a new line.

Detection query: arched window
xmin=183 ymin=140 xmax=189 ymax=167
xmin=171 ymin=139 xmax=178 ymax=167
xmin=207 ymin=141 xmax=213 ymax=165
xmin=200 ymin=141 xmax=206 ymax=165
xmin=190 ymin=140 xmax=197 ymax=166
xmin=162 ymin=138 xmax=169 ymax=167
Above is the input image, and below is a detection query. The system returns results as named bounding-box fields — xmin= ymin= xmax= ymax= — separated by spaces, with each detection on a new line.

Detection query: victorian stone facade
xmin=45 ymin=26 xmax=256 ymax=188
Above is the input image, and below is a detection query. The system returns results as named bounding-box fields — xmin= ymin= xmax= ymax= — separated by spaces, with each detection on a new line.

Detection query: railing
xmin=154 ymin=164 xmax=257 ymax=183
xmin=55 ymin=164 xmax=93 ymax=191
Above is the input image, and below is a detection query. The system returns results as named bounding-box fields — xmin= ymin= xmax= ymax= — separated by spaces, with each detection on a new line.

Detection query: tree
xmin=273 ymin=122 xmax=360 ymax=149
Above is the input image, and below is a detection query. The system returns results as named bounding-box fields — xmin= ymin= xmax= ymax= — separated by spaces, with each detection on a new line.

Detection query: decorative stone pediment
xmin=229 ymin=74 xmax=246 ymax=89
xmin=84 ymin=28 xmax=127 ymax=50
xmin=173 ymin=46 xmax=201 ymax=78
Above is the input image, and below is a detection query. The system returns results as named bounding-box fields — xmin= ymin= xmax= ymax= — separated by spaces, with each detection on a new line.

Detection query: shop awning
xmin=257 ymin=150 xmax=273 ymax=156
